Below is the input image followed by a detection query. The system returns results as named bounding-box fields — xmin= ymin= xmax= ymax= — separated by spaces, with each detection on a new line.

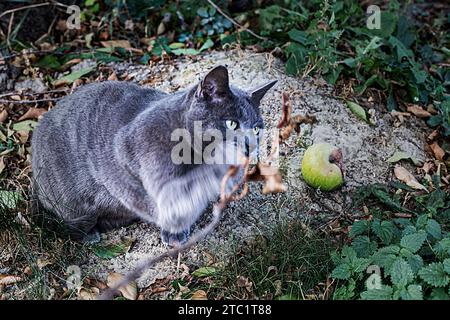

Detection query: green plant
xmin=331 ymin=177 xmax=450 ymax=300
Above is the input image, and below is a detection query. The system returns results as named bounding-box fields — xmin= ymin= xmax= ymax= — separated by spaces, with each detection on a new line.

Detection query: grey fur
xmin=31 ymin=66 xmax=276 ymax=245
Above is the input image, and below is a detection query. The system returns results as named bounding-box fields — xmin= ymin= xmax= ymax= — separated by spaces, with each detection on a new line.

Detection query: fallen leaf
xmin=53 ymin=67 xmax=95 ymax=87
xmin=387 ymin=151 xmax=421 ymax=166
xmin=37 ymin=258 xmax=52 ymax=269
xmin=16 ymin=130 xmax=29 ymax=144
xmin=192 ymin=267 xmax=216 ymax=278
xmin=91 ymin=237 xmax=134 ymax=259
xmin=191 ymin=290 xmax=207 ymax=300
xmin=78 ymin=287 xmax=99 ymax=300
xmin=12 ymin=120 xmax=38 ymax=132
xmin=427 ymin=130 xmax=439 ymax=142
xmin=236 ymin=276 xmax=253 ymax=292
xmin=407 ymin=104 xmax=431 ymax=118
xmin=10 ymin=95 xmax=21 ymax=101
xmin=394 ymin=165 xmax=428 ymax=192
xmin=0 ymin=110 xmax=8 ymax=123
xmin=101 ymin=40 xmax=132 ymax=49
xmin=18 ymin=108 xmax=47 ymax=121
xmin=0 ymin=275 xmax=22 ymax=286
xmin=247 ymin=163 xmax=287 ymax=194
xmin=429 ymin=142 xmax=445 ymax=161
xmin=107 ymin=72 xmax=118 ymax=81
xmin=0 ymin=157 xmax=4 ymax=175
xmin=346 ymin=100 xmax=369 ymax=123
xmin=107 ymin=272 xmax=138 ymax=300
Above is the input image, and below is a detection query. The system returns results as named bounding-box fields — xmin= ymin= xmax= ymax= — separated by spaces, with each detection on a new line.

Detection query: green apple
xmin=301 ymin=143 xmax=344 ymax=191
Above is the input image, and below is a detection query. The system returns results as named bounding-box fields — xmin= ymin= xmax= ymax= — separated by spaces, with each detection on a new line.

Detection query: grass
xmin=0 ymin=198 xmax=88 ymax=300
xmin=185 ymin=220 xmax=336 ymax=300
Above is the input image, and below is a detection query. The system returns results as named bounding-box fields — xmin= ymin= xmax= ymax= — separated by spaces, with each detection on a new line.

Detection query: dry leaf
xmin=247 ymin=163 xmax=287 ymax=194
xmin=107 ymin=72 xmax=118 ymax=81
xmin=0 ymin=156 xmax=5 ymax=175
xmin=78 ymin=287 xmax=99 ymax=300
xmin=191 ymin=290 xmax=208 ymax=300
xmin=16 ymin=130 xmax=29 ymax=144
xmin=394 ymin=165 xmax=428 ymax=192
xmin=236 ymin=276 xmax=253 ymax=292
xmin=37 ymin=258 xmax=52 ymax=269
xmin=429 ymin=142 xmax=445 ymax=162
xmin=0 ymin=275 xmax=22 ymax=286
xmin=107 ymin=272 xmax=138 ymax=300
xmin=10 ymin=95 xmax=21 ymax=101
xmin=407 ymin=104 xmax=431 ymax=118
xmin=101 ymin=40 xmax=132 ymax=49
xmin=0 ymin=110 xmax=8 ymax=123
xmin=19 ymin=108 xmax=47 ymax=121
xmin=427 ymin=130 xmax=439 ymax=142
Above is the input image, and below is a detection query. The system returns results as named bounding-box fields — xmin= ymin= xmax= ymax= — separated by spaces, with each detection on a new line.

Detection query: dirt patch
xmin=75 ymin=50 xmax=431 ymax=289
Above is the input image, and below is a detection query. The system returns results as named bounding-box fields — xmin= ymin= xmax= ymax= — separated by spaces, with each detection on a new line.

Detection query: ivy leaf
xmin=400 ymin=284 xmax=423 ymax=300
xmin=352 ymin=236 xmax=377 ymax=257
xmin=426 ymin=219 xmax=442 ymax=240
xmin=400 ymin=231 xmax=427 ymax=253
xmin=360 ymin=285 xmax=393 ymax=300
xmin=390 ymin=259 xmax=414 ymax=287
xmin=349 ymin=220 xmax=370 ymax=237
xmin=418 ymin=263 xmax=450 ymax=287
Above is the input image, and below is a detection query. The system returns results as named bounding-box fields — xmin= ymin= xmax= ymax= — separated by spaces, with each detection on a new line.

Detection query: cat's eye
xmin=253 ymin=126 xmax=260 ymax=135
xmin=225 ymin=120 xmax=238 ymax=131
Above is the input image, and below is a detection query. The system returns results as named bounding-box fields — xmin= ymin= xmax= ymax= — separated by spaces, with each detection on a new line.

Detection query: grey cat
xmin=31 ymin=65 xmax=276 ymax=246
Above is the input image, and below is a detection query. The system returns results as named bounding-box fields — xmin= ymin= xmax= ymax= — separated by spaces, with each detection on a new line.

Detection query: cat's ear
xmin=197 ymin=65 xmax=231 ymax=100
xmin=250 ymin=80 xmax=277 ymax=105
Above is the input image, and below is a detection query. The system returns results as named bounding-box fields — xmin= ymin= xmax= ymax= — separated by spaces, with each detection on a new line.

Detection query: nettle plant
xmin=332 ymin=180 xmax=450 ymax=300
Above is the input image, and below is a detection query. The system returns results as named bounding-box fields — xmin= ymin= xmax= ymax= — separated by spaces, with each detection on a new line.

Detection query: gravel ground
xmin=72 ymin=49 xmax=430 ymax=290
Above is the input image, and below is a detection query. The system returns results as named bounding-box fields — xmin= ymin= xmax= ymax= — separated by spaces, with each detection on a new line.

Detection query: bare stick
xmin=0 ymin=98 xmax=60 ymax=105
xmin=205 ymin=0 xmax=267 ymax=41
xmin=0 ymin=2 xmax=52 ymax=21
xmin=0 ymin=89 xmax=69 ymax=99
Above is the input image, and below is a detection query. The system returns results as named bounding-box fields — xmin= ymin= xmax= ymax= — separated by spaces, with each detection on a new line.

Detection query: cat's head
xmin=185 ymin=65 xmax=277 ymax=164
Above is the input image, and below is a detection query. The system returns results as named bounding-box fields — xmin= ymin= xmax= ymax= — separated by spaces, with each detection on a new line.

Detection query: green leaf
xmin=430 ymin=288 xmax=450 ymax=300
xmin=352 ymin=236 xmax=377 ymax=257
xmin=288 ymin=29 xmax=307 ymax=43
xmin=406 ymin=254 xmax=424 ymax=274
xmin=197 ymin=7 xmax=209 ymax=18
xmin=53 ymin=66 xmax=95 ymax=86
xmin=389 ymin=36 xmax=413 ymax=62
xmin=352 ymin=258 xmax=372 ymax=273
xmin=443 ymin=259 xmax=450 ymax=274
xmin=13 ymin=120 xmax=38 ymax=132
xmin=387 ymin=151 xmax=421 ymax=166
xmin=401 ymin=284 xmax=423 ymax=300
xmin=171 ymin=48 xmax=200 ymax=56
xmin=371 ymin=220 xmax=396 ymax=244
xmin=91 ymin=238 xmax=133 ymax=260
xmin=332 ymin=279 xmax=356 ymax=300
xmin=36 ymin=55 xmax=61 ymax=70
xmin=192 ymin=266 xmax=217 ymax=278
xmin=349 ymin=220 xmax=370 ymax=237
xmin=199 ymin=38 xmax=214 ymax=52
xmin=360 ymin=285 xmax=393 ymax=300
xmin=331 ymin=263 xmax=351 ymax=280
xmin=418 ymin=263 xmax=450 ymax=287
xmin=390 ymin=259 xmax=414 ymax=287
xmin=426 ymin=219 xmax=442 ymax=240
xmin=400 ymin=231 xmax=427 ymax=253
xmin=368 ymin=12 xmax=397 ymax=38
xmin=345 ymin=101 xmax=368 ymax=123
xmin=0 ymin=190 xmax=23 ymax=209
xmin=434 ymin=238 xmax=450 ymax=257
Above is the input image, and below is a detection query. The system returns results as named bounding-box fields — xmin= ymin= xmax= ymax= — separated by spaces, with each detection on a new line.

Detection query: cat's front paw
xmin=160 ymin=229 xmax=190 ymax=247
